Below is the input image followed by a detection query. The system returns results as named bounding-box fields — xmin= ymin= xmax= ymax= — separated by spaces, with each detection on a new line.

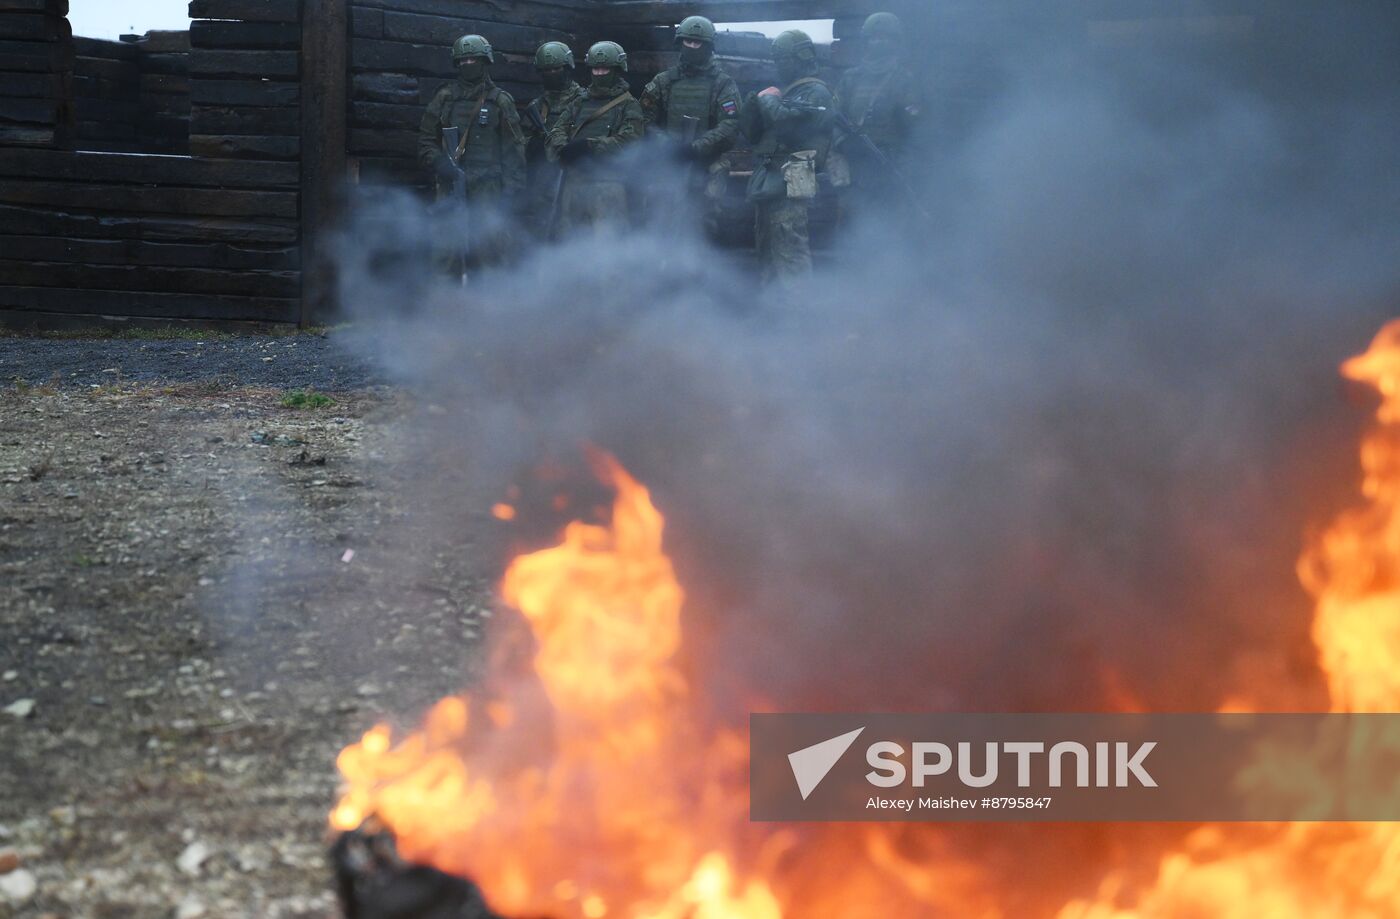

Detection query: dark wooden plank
xmin=141 ymin=53 xmax=191 ymax=75
xmin=0 ymin=0 xmax=68 ymax=13
xmin=374 ymin=10 xmax=570 ymax=54
xmin=0 ymin=12 xmax=71 ymax=42
xmin=0 ymin=285 xmax=298 ymax=322
xmin=0 ymin=38 xmax=76 ymax=72
xmin=351 ymin=0 xmax=591 ymax=30
xmin=124 ymin=30 xmax=190 ymax=53
xmin=348 ymin=126 xmax=413 ymax=157
xmin=192 ymin=103 xmax=300 ymax=133
xmin=188 ymin=49 xmax=298 ymax=78
xmin=189 ymin=78 xmax=299 ymax=106
xmin=0 ymin=97 xmax=60 ymax=123
xmin=0 ymin=123 xmax=54 ymax=145
xmin=351 ymin=71 xmax=416 ymax=104
xmin=190 ymin=20 xmax=302 ymax=50
xmin=350 ymin=99 xmax=418 ymax=129
xmin=351 ymin=38 xmax=536 ymax=82
xmin=187 ymin=0 xmax=300 ymax=23
xmin=74 ymin=56 xmax=139 ymax=83
xmin=0 ymin=149 xmax=299 ymax=187
xmin=599 ymin=0 xmax=880 ymax=25
xmin=0 ymin=180 xmax=299 ymax=218
xmin=72 ymin=120 xmax=139 ymax=141
xmin=0 ymin=203 xmax=298 ymax=243
xmin=0 ymin=235 xmax=299 ymax=269
xmin=0 ymin=259 xmax=301 ymax=297
xmin=74 ymin=36 xmax=138 ymax=60
xmin=0 ymin=70 xmax=66 ymax=98
xmin=301 ymin=0 xmax=347 ymax=325
xmin=188 ymin=133 xmax=299 ymax=159
xmin=141 ymin=73 xmax=190 ymax=94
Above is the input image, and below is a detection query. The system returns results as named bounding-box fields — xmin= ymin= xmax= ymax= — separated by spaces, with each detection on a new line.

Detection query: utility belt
xmin=747 ymin=148 xmax=851 ymax=202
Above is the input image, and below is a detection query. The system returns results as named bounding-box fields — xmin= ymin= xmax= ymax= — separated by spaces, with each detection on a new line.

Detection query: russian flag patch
xmin=722 ymin=100 xmax=738 ymax=116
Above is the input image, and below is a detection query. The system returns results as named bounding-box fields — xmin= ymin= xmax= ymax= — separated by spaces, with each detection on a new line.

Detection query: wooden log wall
xmin=127 ymin=31 xmax=192 ymax=155
xmin=348 ymin=0 xmax=590 ymax=190
xmin=0 ymin=148 xmax=302 ymax=323
xmin=189 ymin=0 xmax=303 ymax=161
xmin=0 ymin=0 xmax=74 ymax=148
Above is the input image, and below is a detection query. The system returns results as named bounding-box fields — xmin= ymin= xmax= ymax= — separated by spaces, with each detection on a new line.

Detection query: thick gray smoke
xmin=334 ymin=4 xmax=1400 ymax=725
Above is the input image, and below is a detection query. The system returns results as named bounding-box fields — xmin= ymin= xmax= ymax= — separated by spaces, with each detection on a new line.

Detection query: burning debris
xmin=332 ymin=822 xmax=504 ymax=919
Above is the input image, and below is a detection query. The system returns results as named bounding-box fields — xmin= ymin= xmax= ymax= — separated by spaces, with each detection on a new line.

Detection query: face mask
xmin=540 ymin=69 xmax=569 ymax=91
xmin=776 ymin=58 xmax=804 ymax=85
xmin=457 ymin=61 xmax=486 ymax=83
xmin=680 ymin=43 xmax=712 ymax=68
xmin=592 ymin=70 xmax=623 ymax=92
xmin=865 ymin=37 xmax=898 ymax=64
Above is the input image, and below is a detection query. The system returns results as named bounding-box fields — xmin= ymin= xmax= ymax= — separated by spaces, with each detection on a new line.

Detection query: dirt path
xmin=0 ymin=375 xmax=494 ymax=919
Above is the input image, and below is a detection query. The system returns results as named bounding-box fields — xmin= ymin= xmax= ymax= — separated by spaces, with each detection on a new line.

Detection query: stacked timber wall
xmin=0 ymin=149 xmax=301 ymax=322
xmin=190 ymin=0 xmax=303 ymax=160
xmin=73 ymin=33 xmax=191 ymax=155
xmin=0 ymin=0 xmax=74 ymax=148
xmin=0 ymin=0 xmax=306 ymax=327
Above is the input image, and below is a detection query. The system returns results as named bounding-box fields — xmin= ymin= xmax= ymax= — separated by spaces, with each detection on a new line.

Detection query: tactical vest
xmin=655 ymin=67 xmax=721 ymax=137
xmin=440 ymin=82 xmax=510 ymax=179
xmin=566 ymin=91 xmax=636 ymax=180
xmin=843 ymin=67 xmax=903 ymax=149
xmin=532 ymin=84 xmax=584 ymax=134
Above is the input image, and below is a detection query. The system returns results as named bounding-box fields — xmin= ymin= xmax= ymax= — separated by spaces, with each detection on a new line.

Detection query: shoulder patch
xmin=721 ymin=99 xmax=738 ymax=116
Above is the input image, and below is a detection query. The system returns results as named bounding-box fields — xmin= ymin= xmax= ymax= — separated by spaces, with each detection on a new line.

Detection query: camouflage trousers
xmin=755 ymin=197 xmax=812 ymax=289
xmin=559 ymin=177 xmax=629 ymax=232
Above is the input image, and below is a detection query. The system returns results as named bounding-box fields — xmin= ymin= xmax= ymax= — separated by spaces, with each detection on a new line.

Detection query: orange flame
xmin=1059 ymin=320 xmax=1400 ymax=918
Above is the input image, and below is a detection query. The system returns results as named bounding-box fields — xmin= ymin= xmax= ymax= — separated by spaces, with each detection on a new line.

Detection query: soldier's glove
xmin=433 ymin=156 xmax=460 ymax=183
xmin=558 ymin=139 xmax=591 ymax=164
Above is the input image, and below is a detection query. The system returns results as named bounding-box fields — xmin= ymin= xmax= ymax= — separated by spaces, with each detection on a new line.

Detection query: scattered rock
xmin=176 ymin=840 xmax=211 ymax=876
xmin=0 ymin=848 xmax=19 ymax=874
xmin=1 ymin=671 xmax=15 ymax=682
xmin=176 ymin=894 xmax=208 ymax=918
xmin=0 ymin=868 xmax=36 ymax=903
xmin=3 ymin=699 xmax=35 ymax=719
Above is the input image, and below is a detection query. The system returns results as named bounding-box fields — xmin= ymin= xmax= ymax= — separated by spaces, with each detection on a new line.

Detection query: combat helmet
xmin=534 ymin=40 xmax=575 ymax=70
xmin=862 ymin=12 xmax=903 ymax=40
xmin=452 ymin=34 xmax=494 ymax=64
xmin=675 ymin=15 xmax=717 ymax=45
xmin=772 ymin=29 xmax=816 ymax=62
xmin=585 ymin=40 xmax=628 ymax=72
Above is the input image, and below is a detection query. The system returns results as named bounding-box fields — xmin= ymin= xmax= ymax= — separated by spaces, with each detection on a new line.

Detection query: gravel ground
xmin=0 ymin=338 xmax=499 ymax=919
xmin=0 ymin=334 xmax=379 ymax=391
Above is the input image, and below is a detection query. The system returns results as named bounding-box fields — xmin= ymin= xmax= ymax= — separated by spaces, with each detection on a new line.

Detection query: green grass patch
xmin=280 ymin=389 xmax=335 ymax=409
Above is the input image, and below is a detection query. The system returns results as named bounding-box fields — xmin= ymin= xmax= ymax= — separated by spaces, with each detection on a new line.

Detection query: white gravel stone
xmin=2 ymin=699 xmax=35 ymax=719
xmin=0 ymin=868 xmax=36 ymax=903
xmin=176 ymin=841 xmax=211 ymax=876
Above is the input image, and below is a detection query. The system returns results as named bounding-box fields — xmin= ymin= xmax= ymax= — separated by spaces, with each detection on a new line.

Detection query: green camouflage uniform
xmin=418 ymin=75 xmax=526 ymax=202
xmin=741 ymin=77 xmax=835 ymax=288
xmin=546 ymin=80 xmax=645 ymax=231
xmin=523 ymin=80 xmax=586 ymax=234
xmin=640 ymin=61 xmax=742 ymax=170
xmin=836 ymin=63 xmax=920 ymax=190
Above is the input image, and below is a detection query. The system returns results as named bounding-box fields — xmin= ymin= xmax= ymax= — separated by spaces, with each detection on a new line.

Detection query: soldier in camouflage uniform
xmin=739 ymin=30 xmax=835 ymax=289
xmin=418 ymin=34 xmax=526 ymax=203
xmin=546 ymin=41 xmax=645 ymax=232
xmin=418 ymin=34 xmax=526 ymax=274
xmin=522 ymin=41 xmax=585 ymax=238
xmin=638 ymin=16 xmax=742 ymax=226
xmin=836 ymin=12 xmax=922 ymax=196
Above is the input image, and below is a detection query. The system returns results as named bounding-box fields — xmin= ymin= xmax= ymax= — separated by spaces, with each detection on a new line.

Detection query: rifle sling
xmin=570 ymin=93 xmax=630 ymax=140
xmin=452 ymin=87 xmax=491 ymax=161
